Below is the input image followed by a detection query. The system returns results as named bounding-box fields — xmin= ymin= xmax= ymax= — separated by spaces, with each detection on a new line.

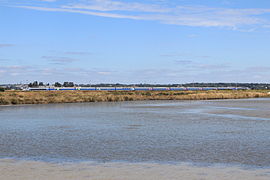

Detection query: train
xmin=25 ymin=86 xmax=249 ymax=91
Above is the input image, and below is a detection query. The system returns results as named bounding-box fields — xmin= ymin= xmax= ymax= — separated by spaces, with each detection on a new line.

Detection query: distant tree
xmin=63 ymin=82 xmax=74 ymax=87
xmin=54 ymin=82 xmax=62 ymax=87
xmin=28 ymin=81 xmax=38 ymax=87
xmin=0 ymin=87 xmax=4 ymax=92
xmin=32 ymin=81 xmax=38 ymax=87
xmin=38 ymin=82 xmax=44 ymax=86
xmin=63 ymin=82 xmax=69 ymax=87
xmin=69 ymin=82 xmax=74 ymax=87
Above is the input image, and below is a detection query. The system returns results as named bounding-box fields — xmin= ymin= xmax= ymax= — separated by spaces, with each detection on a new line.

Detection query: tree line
xmin=25 ymin=81 xmax=270 ymax=90
xmin=28 ymin=81 xmax=75 ymax=87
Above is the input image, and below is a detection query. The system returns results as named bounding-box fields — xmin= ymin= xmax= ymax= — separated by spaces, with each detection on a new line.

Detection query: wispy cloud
xmin=0 ymin=65 xmax=33 ymax=77
xmin=38 ymin=0 xmax=57 ymax=2
xmin=97 ymin=71 xmax=111 ymax=75
xmin=42 ymin=56 xmax=77 ymax=65
xmin=195 ymin=63 xmax=231 ymax=70
xmin=16 ymin=6 xmax=141 ymax=20
xmin=0 ymin=65 xmax=116 ymax=83
xmin=62 ymin=0 xmax=169 ymax=13
xmin=1 ymin=64 xmax=270 ymax=83
xmin=0 ymin=44 xmax=14 ymax=48
xmin=161 ymin=52 xmax=211 ymax=59
xmin=173 ymin=58 xmax=231 ymax=71
xmin=246 ymin=66 xmax=270 ymax=72
xmin=187 ymin=34 xmax=198 ymax=38
xmin=64 ymin=51 xmax=92 ymax=55
xmin=127 ymin=64 xmax=270 ymax=83
xmin=12 ymin=0 xmax=270 ymax=29
xmin=174 ymin=60 xmax=193 ymax=65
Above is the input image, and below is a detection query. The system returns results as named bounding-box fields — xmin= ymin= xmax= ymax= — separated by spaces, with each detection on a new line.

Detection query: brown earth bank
xmin=0 ymin=90 xmax=269 ymax=105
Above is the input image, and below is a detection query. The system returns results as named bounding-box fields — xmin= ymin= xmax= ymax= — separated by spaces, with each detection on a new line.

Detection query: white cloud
xmin=4 ymin=0 xmax=269 ymax=30
xmin=62 ymin=0 xmax=170 ymax=13
xmin=17 ymin=6 xmax=141 ymax=20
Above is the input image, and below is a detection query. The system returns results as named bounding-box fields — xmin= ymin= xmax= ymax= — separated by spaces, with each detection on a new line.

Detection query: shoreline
xmin=1 ymin=159 xmax=270 ymax=180
xmin=1 ymin=157 xmax=270 ymax=169
xmin=0 ymin=90 xmax=269 ymax=105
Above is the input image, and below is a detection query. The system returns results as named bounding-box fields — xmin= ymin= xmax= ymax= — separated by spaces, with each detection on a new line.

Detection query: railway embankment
xmin=0 ymin=90 xmax=269 ymax=105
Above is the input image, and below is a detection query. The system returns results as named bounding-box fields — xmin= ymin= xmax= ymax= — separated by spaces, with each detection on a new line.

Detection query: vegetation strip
xmin=0 ymin=90 xmax=269 ymax=105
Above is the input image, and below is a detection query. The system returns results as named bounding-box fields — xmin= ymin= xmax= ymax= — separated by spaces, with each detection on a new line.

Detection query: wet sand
xmin=1 ymin=159 xmax=270 ymax=180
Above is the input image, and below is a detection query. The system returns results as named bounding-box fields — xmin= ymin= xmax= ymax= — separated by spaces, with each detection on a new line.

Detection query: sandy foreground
xmin=1 ymin=159 xmax=270 ymax=180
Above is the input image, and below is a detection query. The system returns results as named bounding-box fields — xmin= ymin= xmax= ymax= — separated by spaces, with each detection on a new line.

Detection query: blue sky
xmin=0 ymin=0 xmax=270 ymax=84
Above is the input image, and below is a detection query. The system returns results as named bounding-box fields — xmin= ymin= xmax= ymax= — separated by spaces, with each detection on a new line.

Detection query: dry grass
xmin=0 ymin=90 xmax=269 ymax=105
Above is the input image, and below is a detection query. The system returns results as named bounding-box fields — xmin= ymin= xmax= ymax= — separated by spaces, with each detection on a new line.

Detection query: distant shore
xmin=0 ymin=90 xmax=269 ymax=105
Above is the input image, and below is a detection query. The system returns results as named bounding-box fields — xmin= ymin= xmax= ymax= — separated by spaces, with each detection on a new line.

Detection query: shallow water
xmin=0 ymin=98 xmax=270 ymax=167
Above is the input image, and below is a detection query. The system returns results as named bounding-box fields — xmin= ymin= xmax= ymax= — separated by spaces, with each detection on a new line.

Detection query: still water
xmin=0 ymin=99 xmax=270 ymax=167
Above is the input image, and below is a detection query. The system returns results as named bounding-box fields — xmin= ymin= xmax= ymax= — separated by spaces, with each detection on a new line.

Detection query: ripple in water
xmin=0 ymin=99 xmax=270 ymax=167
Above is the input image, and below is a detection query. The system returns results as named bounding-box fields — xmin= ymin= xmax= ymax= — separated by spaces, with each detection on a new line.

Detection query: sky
xmin=0 ymin=0 xmax=270 ymax=84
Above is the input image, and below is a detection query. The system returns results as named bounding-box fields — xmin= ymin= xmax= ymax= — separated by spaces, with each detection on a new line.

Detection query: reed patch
xmin=0 ymin=90 xmax=269 ymax=105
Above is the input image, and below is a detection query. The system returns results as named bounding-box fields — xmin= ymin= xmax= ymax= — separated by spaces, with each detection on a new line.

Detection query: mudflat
xmin=1 ymin=159 xmax=270 ymax=180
